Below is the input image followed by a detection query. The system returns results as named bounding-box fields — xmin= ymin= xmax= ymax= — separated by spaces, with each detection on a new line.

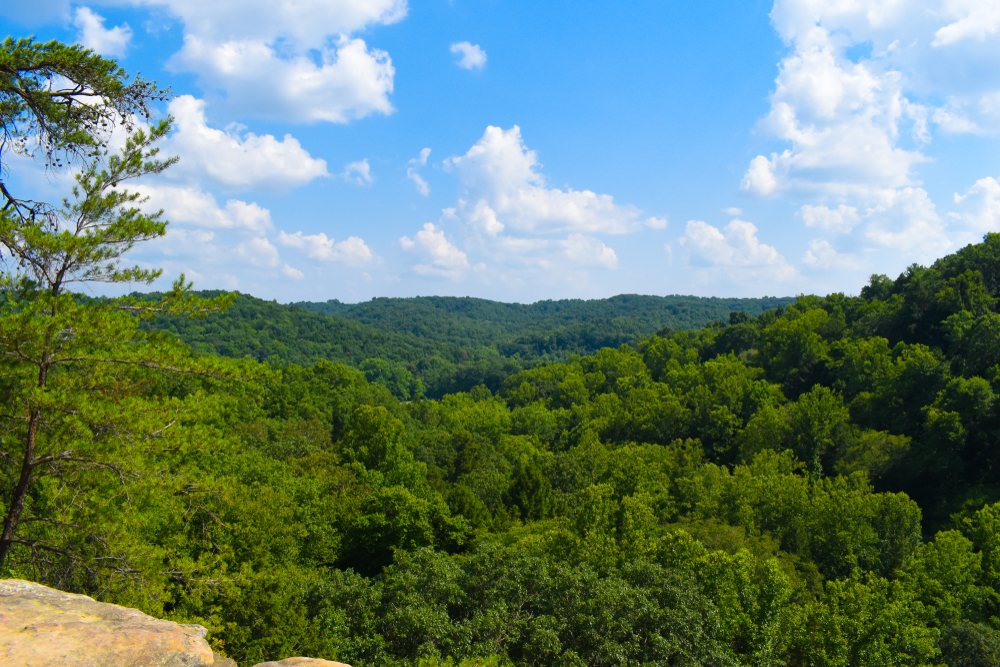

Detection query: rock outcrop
xmin=0 ymin=579 xmax=236 ymax=667
xmin=252 ymin=660 xmax=352 ymax=667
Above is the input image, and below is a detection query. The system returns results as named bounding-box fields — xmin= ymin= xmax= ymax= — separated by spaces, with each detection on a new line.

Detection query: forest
xmin=139 ymin=292 xmax=793 ymax=399
xmin=7 ymin=234 xmax=1000 ymax=666
xmin=5 ymin=36 xmax=1000 ymax=667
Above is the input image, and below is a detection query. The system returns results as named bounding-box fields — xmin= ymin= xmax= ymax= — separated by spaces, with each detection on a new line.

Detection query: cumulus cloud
xmin=933 ymin=1 xmax=1000 ymax=46
xmin=951 ymin=175 xmax=1000 ymax=231
xmin=237 ymin=237 xmax=280 ymax=267
xmin=740 ymin=25 xmax=928 ymax=199
xmin=73 ymin=7 xmax=132 ymax=57
xmin=741 ymin=0 xmax=1000 ymax=272
xmin=400 ymin=223 xmax=469 ymax=279
xmin=342 ymin=159 xmax=374 ymax=186
xmin=164 ymin=95 xmax=329 ymax=192
xmin=422 ymin=125 xmax=656 ymax=281
xmin=798 ymin=204 xmax=860 ymax=232
xmin=802 ymin=239 xmax=864 ymax=270
xmin=762 ymin=1 xmax=1000 ymax=136
xmin=147 ymin=0 xmax=405 ymax=122
xmin=152 ymin=0 xmax=406 ymax=45
xmin=446 ymin=126 xmax=651 ymax=235
xmin=282 ymin=264 xmax=305 ymax=280
xmin=137 ymin=185 xmax=274 ymax=235
xmin=407 ymin=148 xmax=431 ymax=195
xmin=408 ymin=171 xmax=430 ymax=196
xmin=792 ymin=191 xmax=950 ymax=262
xmin=450 ymin=42 xmax=487 ymax=70
xmin=680 ymin=219 xmax=796 ymax=280
xmin=563 ymin=234 xmax=618 ymax=269
xmin=278 ymin=231 xmax=375 ymax=266
xmin=170 ymin=36 xmax=395 ymax=123
xmin=863 ymin=187 xmax=951 ymax=258
xmin=411 ymin=147 xmax=431 ymax=167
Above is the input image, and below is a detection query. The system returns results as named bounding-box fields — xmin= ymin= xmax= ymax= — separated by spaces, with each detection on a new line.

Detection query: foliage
xmin=141 ymin=292 xmax=794 ymax=399
xmin=1 ymin=37 xmax=169 ymax=215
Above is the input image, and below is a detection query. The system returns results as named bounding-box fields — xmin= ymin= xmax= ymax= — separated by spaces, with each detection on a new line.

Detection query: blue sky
xmin=3 ymin=0 xmax=1000 ymax=303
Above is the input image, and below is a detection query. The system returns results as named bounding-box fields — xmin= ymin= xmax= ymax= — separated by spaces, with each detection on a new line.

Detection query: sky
xmin=3 ymin=0 xmax=1000 ymax=304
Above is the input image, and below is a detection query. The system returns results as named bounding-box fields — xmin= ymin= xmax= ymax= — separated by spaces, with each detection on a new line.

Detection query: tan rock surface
xmin=252 ymin=659 xmax=352 ymax=667
xmin=0 ymin=578 xmax=233 ymax=666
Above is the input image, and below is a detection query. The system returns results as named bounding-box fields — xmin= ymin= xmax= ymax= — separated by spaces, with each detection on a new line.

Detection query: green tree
xmin=0 ymin=41 xmax=232 ymax=571
xmin=1 ymin=37 xmax=168 ymax=214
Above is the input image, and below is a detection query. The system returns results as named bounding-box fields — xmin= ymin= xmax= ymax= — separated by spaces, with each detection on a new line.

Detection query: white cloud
xmin=723 ymin=207 xmax=743 ymax=216
xmin=932 ymin=92 xmax=1000 ymax=136
xmin=450 ymin=42 xmax=487 ymax=70
xmin=952 ymin=175 xmax=1000 ymax=231
xmin=400 ymin=222 xmax=469 ymax=279
xmin=933 ymin=0 xmax=1000 ymax=46
xmin=422 ymin=126 xmax=659 ymax=282
xmin=282 ymin=264 xmax=305 ymax=280
xmin=563 ymin=234 xmax=618 ymax=269
xmin=407 ymin=170 xmax=430 ymax=196
xmin=165 ymin=95 xmax=329 ymax=192
xmin=445 ymin=126 xmax=649 ymax=235
xmin=863 ymin=187 xmax=950 ymax=258
xmin=741 ymin=0 xmax=1000 ymax=272
xmin=73 ymin=7 xmax=132 ymax=57
xmin=680 ymin=219 xmax=795 ymax=280
xmin=278 ymin=231 xmax=375 ymax=266
xmin=150 ymin=0 xmax=406 ymax=46
xmin=407 ymin=147 xmax=431 ymax=195
xmin=170 ymin=36 xmax=395 ymax=123
xmin=342 ymin=159 xmax=374 ymax=186
xmin=410 ymin=147 xmax=431 ymax=166
xmin=763 ymin=1 xmax=1000 ymax=135
xmin=740 ymin=25 xmax=928 ymax=199
xmin=237 ymin=237 xmax=280 ymax=267
xmin=802 ymin=239 xmax=864 ymax=270
xmin=681 ymin=219 xmax=786 ymax=267
xmin=149 ymin=0 xmax=406 ymax=123
xmin=137 ymin=185 xmax=274 ymax=234
xmin=798 ymin=204 xmax=860 ymax=232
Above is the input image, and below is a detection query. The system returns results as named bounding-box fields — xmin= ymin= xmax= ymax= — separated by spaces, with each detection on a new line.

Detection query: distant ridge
xmin=144 ymin=291 xmax=794 ymax=397
xmin=290 ymin=293 xmax=794 ymax=347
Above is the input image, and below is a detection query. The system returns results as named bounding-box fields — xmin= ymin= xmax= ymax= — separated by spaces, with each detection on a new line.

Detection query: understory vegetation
xmin=9 ymin=235 xmax=1000 ymax=666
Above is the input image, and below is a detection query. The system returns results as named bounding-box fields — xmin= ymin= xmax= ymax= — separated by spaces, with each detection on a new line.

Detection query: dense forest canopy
xmin=141 ymin=293 xmax=794 ymax=399
xmin=291 ymin=293 xmax=794 ymax=347
xmin=4 ymin=234 xmax=1000 ymax=666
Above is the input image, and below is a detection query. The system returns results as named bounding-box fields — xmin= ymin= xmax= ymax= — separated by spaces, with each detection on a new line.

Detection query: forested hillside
xmin=143 ymin=293 xmax=793 ymax=398
xmin=9 ymin=235 xmax=1000 ymax=666
xmin=291 ymin=293 xmax=793 ymax=348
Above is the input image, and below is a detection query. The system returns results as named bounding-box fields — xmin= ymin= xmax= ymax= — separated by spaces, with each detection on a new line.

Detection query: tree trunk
xmin=0 ymin=408 xmax=39 ymax=568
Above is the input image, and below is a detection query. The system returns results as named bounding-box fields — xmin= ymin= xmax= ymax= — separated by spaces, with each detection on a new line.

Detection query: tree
xmin=1 ymin=37 xmax=169 ymax=217
xmin=0 ymin=39 xmax=231 ymax=573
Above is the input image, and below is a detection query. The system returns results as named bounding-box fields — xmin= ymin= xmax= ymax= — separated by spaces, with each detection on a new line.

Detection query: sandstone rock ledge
xmin=0 ymin=578 xmax=236 ymax=667
xmin=252 ymin=660 xmax=351 ymax=667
